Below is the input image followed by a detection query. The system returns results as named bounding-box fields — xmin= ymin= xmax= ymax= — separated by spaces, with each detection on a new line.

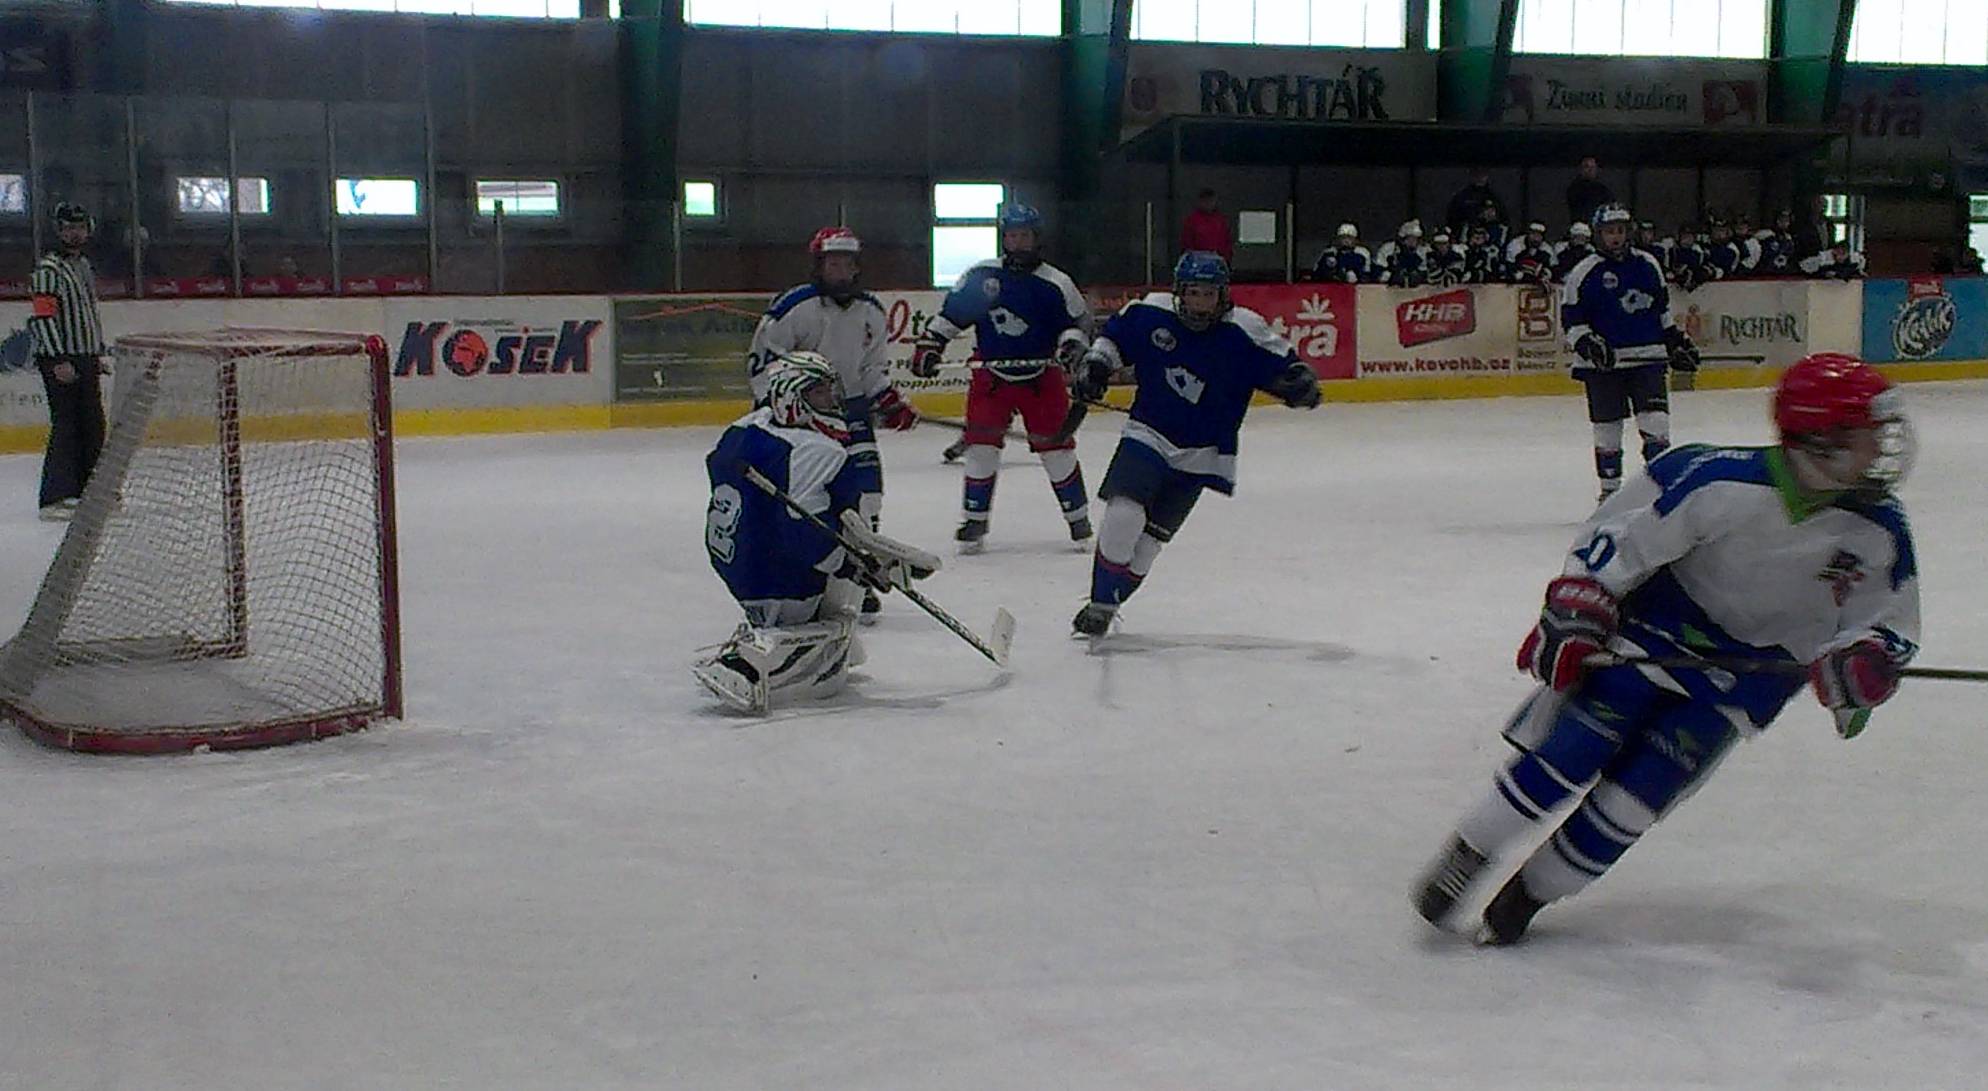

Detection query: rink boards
xmin=0 ymin=276 xmax=1981 ymax=449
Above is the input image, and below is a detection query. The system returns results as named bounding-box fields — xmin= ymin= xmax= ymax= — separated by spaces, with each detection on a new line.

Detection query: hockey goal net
xmin=0 ymin=328 xmax=403 ymax=753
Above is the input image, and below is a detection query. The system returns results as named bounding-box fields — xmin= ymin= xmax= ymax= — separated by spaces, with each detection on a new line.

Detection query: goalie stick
xmin=1590 ymin=653 xmax=1988 ymax=682
xmin=736 ymin=463 xmax=1015 ymax=668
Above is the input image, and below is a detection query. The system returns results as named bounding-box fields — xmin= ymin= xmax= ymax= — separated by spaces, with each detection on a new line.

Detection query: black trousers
xmin=37 ymin=354 xmax=106 ymax=509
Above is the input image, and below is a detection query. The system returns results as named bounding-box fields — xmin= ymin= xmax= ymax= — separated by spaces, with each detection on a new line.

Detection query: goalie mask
xmin=1172 ymin=250 xmax=1232 ymax=332
xmin=1774 ymin=353 xmax=1914 ymax=497
xmin=764 ymin=351 xmax=850 ymax=442
xmin=808 ymin=226 xmax=863 ymax=305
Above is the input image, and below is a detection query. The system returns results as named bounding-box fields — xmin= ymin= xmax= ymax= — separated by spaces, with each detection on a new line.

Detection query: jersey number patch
xmin=707 ymin=484 xmax=743 ymax=563
xmin=1162 ymin=365 xmax=1207 ymax=405
xmin=1574 ymin=531 xmax=1617 ymax=572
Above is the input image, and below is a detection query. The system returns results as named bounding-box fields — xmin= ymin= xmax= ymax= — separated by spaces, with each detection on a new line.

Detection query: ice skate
xmin=955 ymin=518 xmax=989 ymax=554
xmin=1068 ymin=515 xmax=1093 ymax=544
xmin=1476 ymin=873 xmax=1547 ymax=946
xmin=1412 ymin=834 xmax=1490 ymax=929
xmin=1071 ymin=601 xmax=1115 ymax=639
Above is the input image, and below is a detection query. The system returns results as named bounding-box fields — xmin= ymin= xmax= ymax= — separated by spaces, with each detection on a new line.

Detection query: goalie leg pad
xmin=692 ymin=618 xmax=857 ymax=713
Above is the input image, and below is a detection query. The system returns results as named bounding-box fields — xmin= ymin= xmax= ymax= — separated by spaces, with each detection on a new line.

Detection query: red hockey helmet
xmin=1773 ymin=353 xmax=1912 ymax=492
xmin=809 ymin=226 xmax=862 ymax=257
xmin=1774 ymin=353 xmax=1893 ymax=436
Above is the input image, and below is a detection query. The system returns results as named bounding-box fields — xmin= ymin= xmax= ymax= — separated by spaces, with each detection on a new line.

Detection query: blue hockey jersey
xmin=926 ymin=260 xmax=1089 ymax=381
xmin=1311 ymin=244 xmax=1373 ymax=283
xmin=1092 ymin=294 xmax=1298 ymax=494
xmin=705 ymin=407 xmax=866 ymax=616
xmin=1560 ymin=249 xmax=1677 ymax=371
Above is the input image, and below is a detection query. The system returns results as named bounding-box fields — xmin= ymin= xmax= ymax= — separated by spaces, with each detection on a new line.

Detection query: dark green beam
xmin=619 ymin=0 xmax=684 ymax=291
xmin=1060 ymin=0 xmax=1132 ymax=200
xmin=1436 ymin=0 xmax=1519 ymax=123
xmin=1769 ymin=0 xmax=1858 ymax=126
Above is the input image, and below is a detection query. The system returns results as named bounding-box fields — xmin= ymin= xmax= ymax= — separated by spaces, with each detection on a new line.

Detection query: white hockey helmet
xmin=1398 ymin=219 xmax=1423 ymax=238
xmin=1335 ymin=222 xmax=1359 ymax=240
xmin=1568 ymin=222 xmax=1593 ymax=240
xmin=764 ymin=351 xmax=850 ymax=441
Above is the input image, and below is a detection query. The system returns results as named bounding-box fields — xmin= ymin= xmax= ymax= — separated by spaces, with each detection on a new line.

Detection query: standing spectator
xmin=1180 ymin=188 xmax=1233 ymax=264
xmin=1565 ymin=156 xmax=1615 ymax=229
xmin=28 ymin=202 xmax=109 ymax=522
xmin=1445 ymin=168 xmax=1509 ymax=236
xmin=1792 ymin=193 xmax=1832 ymax=261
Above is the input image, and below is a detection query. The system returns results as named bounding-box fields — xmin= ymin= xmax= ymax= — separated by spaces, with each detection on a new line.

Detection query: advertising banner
xmin=1121 ymin=44 xmax=1436 ymax=140
xmin=1355 ymin=285 xmax=1529 ymax=377
xmin=384 ymin=298 xmax=610 ymax=410
xmin=1231 ymin=283 xmax=1359 ymax=381
xmin=1499 ymin=57 xmax=1766 ymax=128
xmin=1861 ymin=277 xmax=1988 ymax=363
xmin=1670 ymin=280 xmax=1814 ymax=371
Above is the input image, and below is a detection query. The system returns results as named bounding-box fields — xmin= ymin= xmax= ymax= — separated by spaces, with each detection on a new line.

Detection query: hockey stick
xmin=917 ymin=414 xmax=1042 ymax=446
xmin=737 ymin=463 xmax=1015 ymax=668
xmin=1593 ymin=653 xmax=1988 ymax=682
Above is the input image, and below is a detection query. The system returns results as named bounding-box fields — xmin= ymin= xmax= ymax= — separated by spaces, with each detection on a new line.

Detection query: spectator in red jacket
xmin=1180 ymin=188 xmax=1233 ymax=263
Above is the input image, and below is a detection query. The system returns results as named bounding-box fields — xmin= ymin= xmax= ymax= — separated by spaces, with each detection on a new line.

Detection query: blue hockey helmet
xmin=1591 ymin=203 xmax=1634 ymax=255
xmin=1590 ymin=203 xmax=1634 ymax=230
xmin=1172 ymin=250 xmax=1232 ymax=331
xmin=997 ymin=202 xmax=1044 ymax=232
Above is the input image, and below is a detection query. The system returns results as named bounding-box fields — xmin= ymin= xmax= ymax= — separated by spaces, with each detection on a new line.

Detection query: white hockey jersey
xmin=747 ymin=284 xmax=889 ymax=403
xmin=1565 ymin=444 xmax=1919 ymax=671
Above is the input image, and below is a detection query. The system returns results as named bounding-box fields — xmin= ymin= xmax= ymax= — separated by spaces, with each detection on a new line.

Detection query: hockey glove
xmin=1267 ymin=362 xmax=1322 ymax=409
xmin=873 ymin=386 xmax=918 ymax=431
xmin=907 ymin=335 xmax=947 ymax=379
xmin=1516 ymin=576 xmax=1619 ymax=692
xmin=1573 ymin=332 xmax=1616 ymax=371
xmin=1053 ymin=337 xmax=1088 ymax=374
xmin=1664 ymin=328 xmax=1700 ymax=373
xmin=1074 ymin=353 xmax=1113 ymax=404
xmin=1810 ymin=631 xmax=1914 ymax=713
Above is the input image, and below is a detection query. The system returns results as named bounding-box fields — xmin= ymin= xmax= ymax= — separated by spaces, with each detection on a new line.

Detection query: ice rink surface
xmin=2 ymin=381 xmax=1986 ymax=1091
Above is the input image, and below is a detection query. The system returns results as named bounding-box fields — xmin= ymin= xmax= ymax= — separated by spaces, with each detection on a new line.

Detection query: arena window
xmin=160 ymin=0 xmax=582 ymax=17
xmin=1848 ymin=0 xmax=1988 ymax=65
xmin=1822 ymin=192 xmax=1863 ymax=250
xmin=1970 ymin=195 xmax=1988 ymax=264
xmin=475 ymin=179 xmax=561 ymax=217
xmin=931 ymin=181 xmax=1004 ymax=288
xmin=684 ymin=0 xmax=1058 ymax=36
xmin=1129 ymin=0 xmax=1407 ymax=48
xmin=335 ymin=178 xmax=420 ymax=218
xmin=175 ymin=176 xmax=271 ymax=217
xmin=1512 ymin=0 xmax=1767 ymax=58
xmin=0 ymin=173 xmax=26 ymax=215
xmin=683 ymin=180 xmax=719 ymax=219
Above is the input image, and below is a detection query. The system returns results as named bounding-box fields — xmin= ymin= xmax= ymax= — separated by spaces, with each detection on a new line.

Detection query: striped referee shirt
xmin=28 ymin=250 xmax=104 ymax=358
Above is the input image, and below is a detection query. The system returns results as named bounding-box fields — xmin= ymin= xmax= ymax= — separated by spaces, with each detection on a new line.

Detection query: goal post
xmin=0 ymin=328 xmax=403 ymax=754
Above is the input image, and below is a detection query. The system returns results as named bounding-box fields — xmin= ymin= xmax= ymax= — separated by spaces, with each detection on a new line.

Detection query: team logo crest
xmin=1151 ymin=327 xmax=1178 ymax=352
xmin=981 ymin=277 xmax=1003 ymax=301
xmin=1818 ymin=549 xmax=1866 ymax=607
xmin=1601 ymin=271 xmax=1619 ymax=290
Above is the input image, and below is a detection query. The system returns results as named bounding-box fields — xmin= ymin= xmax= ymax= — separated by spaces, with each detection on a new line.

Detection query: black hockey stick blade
xmin=1043 ymin=398 xmax=1089 ymax=446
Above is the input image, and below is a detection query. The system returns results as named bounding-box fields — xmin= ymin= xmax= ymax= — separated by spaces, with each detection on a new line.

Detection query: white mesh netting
xmin=0 ymin=329 xmax=400 ymax=752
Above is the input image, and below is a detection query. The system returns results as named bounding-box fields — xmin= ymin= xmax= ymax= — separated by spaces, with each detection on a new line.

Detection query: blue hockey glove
xmin=1573 ymin=333 xmax=1615 ymax=371
xmin=1517 ymin=576 xmax=1619 ymax=691
xmin=1267 ymin=362 xmax=1321 ymax=409
xmin=1664 ymin=328 xmax=1700 ymax=372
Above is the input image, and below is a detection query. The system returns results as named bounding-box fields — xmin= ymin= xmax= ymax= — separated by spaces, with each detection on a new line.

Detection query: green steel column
xmin=1436 ymin=0 xmax=1519 ymax=123
xmin=1061 ymin=0 xmax=1131 ymax=279
xmin=1770 ymin=0 xmax=1857 ymax=125
xmin=619 ymin=0 xmax=684 ymax=291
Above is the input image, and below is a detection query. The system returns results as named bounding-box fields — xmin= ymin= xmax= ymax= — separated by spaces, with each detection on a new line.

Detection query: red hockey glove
xmin=1516 ymin=576 xmax=1619 ymax=691
xmin=1810 ymin=632 xmax=1912 ymax=711
xmin=873 ymin=386 xmax=918 ymax=431
xmin=907 ymin=335 xmax=946 ymax=379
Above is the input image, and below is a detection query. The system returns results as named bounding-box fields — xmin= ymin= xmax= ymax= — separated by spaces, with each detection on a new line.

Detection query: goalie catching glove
xmin=838 ymin=510 xmax=941 ymax=593
xmin=1516 ymin=576 xmax=1618 ymax=692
